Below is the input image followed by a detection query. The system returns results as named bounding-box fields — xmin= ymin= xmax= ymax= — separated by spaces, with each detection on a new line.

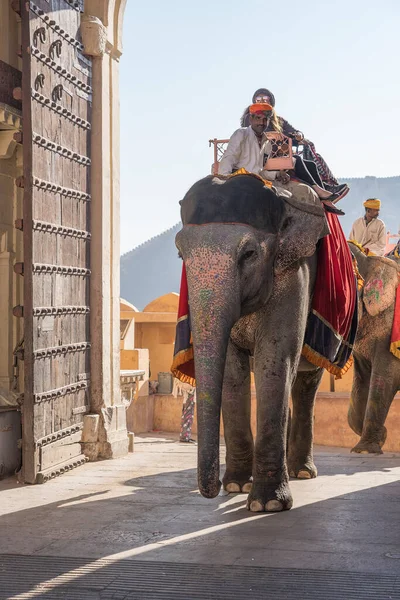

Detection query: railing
xmin=209 ymin=136 xmax=304 ymax=175
xmin=120 ymin=369 xmax=146 ymax=408
xmin=209 ymin=138 xmax=230 ymax=175
xmin=385 ymin=232 xmax=399 ymax=255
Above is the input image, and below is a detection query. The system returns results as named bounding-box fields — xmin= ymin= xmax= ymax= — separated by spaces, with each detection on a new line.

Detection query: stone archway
xmin=79 ymin=0 xmax=129 ymax=460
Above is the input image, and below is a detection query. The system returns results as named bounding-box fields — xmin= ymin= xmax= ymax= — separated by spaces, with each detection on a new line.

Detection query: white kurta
xmin=218 ymin=127 xmax=278 ymax=180
xmin=349 ymin=216 xmax=386 ymax=256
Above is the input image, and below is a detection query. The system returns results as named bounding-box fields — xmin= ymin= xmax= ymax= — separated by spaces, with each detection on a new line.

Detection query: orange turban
xmin=363 ymin=198 xmax=381 ymax=210
xmin=249 ymin=102 xmax=273 ymax=114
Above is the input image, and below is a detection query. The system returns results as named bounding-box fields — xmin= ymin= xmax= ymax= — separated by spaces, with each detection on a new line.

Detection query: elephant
xmin=348 ymin=243 xmax=400 ymax=453
xmin=176 ymin=174 xmax=332 ymax=513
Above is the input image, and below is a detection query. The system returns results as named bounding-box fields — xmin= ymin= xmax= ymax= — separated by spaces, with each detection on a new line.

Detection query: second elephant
xmin=348 ymin=243 xmax=400 ymax=453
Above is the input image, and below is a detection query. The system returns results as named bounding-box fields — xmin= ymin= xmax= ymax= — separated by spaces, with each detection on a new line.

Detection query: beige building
xmin=0 ymin=0 xmax=130 ymax=483
xmin=120 ymin=294 xmax=178 ymax=434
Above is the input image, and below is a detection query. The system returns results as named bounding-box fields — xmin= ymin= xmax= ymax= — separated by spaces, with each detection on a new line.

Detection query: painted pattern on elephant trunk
xmin=185 ymin=245 xmax=241 ymax=498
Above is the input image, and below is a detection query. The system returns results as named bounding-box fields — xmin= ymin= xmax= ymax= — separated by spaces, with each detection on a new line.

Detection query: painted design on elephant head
xmin=361 ymin=260 xmax=399 ymax=317
xmin=364 ymin=278 xmax=383 ymax=303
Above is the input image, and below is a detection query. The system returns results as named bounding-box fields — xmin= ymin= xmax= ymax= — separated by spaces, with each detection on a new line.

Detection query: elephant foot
xmin=246 ymin=480 xmax=293 ymax=513
xmin=288 ymin=457 xmax=318 ymax=480
xmin=223 ymin=469 xmax=252 ymax=494
xmin=351 ymin=440 xmax=384 ymax=454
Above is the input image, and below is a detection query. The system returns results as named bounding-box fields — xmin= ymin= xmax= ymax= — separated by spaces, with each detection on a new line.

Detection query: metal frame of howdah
xmin=20 ymin=0 xmax=92 ymax=483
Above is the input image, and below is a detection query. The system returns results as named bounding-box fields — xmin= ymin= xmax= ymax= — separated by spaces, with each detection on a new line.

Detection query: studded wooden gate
xmin=20 ymin=0 xmax=92 ymax=483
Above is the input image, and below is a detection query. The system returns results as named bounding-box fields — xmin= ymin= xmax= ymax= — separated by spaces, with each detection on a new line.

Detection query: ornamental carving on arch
xmin=80 ymin=14 xmax=107 ymax=57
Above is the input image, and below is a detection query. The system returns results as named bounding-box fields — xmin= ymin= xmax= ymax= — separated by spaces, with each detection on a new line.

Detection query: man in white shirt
xmin=218 ymin=102 xmax=276 ymax=178
xmin=349 ymin=199 xmax=386 ymax=256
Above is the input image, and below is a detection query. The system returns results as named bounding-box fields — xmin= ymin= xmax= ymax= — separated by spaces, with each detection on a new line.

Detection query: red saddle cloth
xmin=302 ymin=211 xmax=357 ymax=377
xmin=171 ymin=262 xmax=195 ymax=386
xmin=171 ymin=211 xmax=358 ymax=384
xmin=390 ymin=285 xmax=400 ymax=359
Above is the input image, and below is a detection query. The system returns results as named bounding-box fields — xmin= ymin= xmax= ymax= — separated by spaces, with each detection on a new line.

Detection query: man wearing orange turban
xmin=218 ymin=103 xmax=274 ymax=177
xmin=349 ymin=199 xmax=386 ymax=256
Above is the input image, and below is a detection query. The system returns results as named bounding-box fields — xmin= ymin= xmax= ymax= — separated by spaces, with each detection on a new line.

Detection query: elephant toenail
xmin=297 ymin=470 xmax=312 ymax=479
xmin=265 ymin=500 xmax=283 ymax=512
xmin=225 ymin=482 xmax=241 ymax=493
xmin=249 ymin=500 xmax=264 ymax=512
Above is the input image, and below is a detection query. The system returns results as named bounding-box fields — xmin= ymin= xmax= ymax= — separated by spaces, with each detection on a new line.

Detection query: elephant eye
xmin=240 ymin=249 xmax=256 ymax=263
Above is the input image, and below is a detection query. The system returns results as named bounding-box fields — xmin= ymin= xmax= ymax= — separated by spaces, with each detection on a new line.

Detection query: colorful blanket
xmin=390 ymin=285 xmax=400 ymax=359
xmin=302 ymin=211 xmax=357 ymax=377
xmin=171 ymin=263 xmax=195 ymax=386
xmin=172 ymin=211 xmax=358 ymax=384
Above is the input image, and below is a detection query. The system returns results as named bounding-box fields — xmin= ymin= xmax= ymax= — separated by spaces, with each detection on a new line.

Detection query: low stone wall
xmin=314 ymin=392 xmax=400 ymax=451
xmin=152 ymin=390 xmax=400 ymax=453
xmin=126 ymin=395 xmax=155 ymax=434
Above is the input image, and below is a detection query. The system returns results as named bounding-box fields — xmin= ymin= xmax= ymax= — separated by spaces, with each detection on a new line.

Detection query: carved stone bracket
xmin=0 ymin=103 xmax=22 ymax=132
xmin=0 ymin=131 xmax=17 ymax=160
xmin=80 ymin=15 xmax=107 ymax=57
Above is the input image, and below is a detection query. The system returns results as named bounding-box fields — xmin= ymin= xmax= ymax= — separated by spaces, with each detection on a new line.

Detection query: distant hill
xmin=121 ymin=176 xmax=399 ymax=309
xmin=121 ymin=223 xmax=182 ymax=310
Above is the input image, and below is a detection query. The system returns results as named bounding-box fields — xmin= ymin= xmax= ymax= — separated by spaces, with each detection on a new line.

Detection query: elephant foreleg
xmin=222 ymin=341 xmax=253 ymax=493
xmin=288 ymin=367 xmax=323 ymax=479
xmin=247 ymin=351 xmax=294 ymax=513
xmin=348 ymin=353 xmax=371 ymax=437
xmin=352 ymin=369 xmax=397 ymax=454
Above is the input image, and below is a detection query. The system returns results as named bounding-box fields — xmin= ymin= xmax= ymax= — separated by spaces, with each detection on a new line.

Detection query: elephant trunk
xmin=187 ymin=270 xmax=239 ymax=499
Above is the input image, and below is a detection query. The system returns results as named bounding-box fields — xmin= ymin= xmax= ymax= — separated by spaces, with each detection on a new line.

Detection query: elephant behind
xmin=349 ymin=243 xmax=400 ymax=453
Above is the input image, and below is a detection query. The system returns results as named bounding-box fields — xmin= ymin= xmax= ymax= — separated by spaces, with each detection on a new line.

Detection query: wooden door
xmin=20 ymin=0 xmax=92 ymax=483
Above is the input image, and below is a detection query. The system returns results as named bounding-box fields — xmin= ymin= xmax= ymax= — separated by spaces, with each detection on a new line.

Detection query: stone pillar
xmin=80 ymin=10 xmax=128 ymax=459
xmin=0 ymin=125 xmax=23 ymax=393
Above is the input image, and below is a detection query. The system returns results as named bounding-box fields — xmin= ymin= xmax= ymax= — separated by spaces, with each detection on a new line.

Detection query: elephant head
xmin=349 ymin=243 xmax=400 ymax=317
xmin=176 ymin=175 xmax=327 ymax=498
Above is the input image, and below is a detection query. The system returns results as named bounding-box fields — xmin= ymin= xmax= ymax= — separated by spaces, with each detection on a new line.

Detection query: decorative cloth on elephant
xmin=347 ymin=239 xmax=376 ymax=257
xmin=302 ymin=210 xmax=358 ymax=378
xmin=171 ymin=262 xmax=195 ymax=386
xmin=386 ymin=239 xmax=400 ymax=258
xmin=172 ymin=173 xmax=358 ymax=383
xmin=390 ymin=285 xmax=400 ymax=359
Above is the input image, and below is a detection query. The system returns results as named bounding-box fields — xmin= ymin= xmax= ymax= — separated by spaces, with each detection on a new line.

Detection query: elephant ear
xmin=274 ymin=195 xmax=328 ymax=274
xmin=362 ymin=258 xmax=400 ymax=316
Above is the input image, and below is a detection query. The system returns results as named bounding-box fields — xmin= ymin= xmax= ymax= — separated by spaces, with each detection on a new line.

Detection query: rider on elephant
xmin=240 ymin=88 xmax=349 ymax=199
xmin=350 ymin=199 xmax=386 ymax=256
xmin=219 ymin=103 xmax=343 ymax=209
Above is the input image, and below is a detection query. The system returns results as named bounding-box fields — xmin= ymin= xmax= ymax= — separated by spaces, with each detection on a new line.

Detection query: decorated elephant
xmin=175 ymin=174 xmax=355 ymax=513
xmin=348 ymin=243 xmax=400 ymax=453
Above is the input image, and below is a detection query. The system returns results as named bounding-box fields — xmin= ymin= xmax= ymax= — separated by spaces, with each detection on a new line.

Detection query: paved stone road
xmin=0 ymin=435 xmax=399 ymax=598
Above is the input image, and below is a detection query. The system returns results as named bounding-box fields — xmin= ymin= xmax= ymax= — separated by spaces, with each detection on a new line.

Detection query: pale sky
xmin=120 ymin=0 xmax=399 ymax=254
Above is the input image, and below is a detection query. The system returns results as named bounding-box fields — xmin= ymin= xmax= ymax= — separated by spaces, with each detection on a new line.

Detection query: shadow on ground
xmin=0 ymin=438 xmax=399 ymax=599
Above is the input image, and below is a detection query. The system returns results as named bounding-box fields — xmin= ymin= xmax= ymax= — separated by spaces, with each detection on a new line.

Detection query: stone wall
xmin=152 ymin=390 xmax=400 ymax=453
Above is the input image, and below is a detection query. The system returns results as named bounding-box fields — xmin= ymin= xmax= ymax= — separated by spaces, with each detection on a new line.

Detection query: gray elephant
xmin=348 ymin=243 xmax=400 ymax=453
xmin=176 ymin=174 xmax=336 ymax=513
